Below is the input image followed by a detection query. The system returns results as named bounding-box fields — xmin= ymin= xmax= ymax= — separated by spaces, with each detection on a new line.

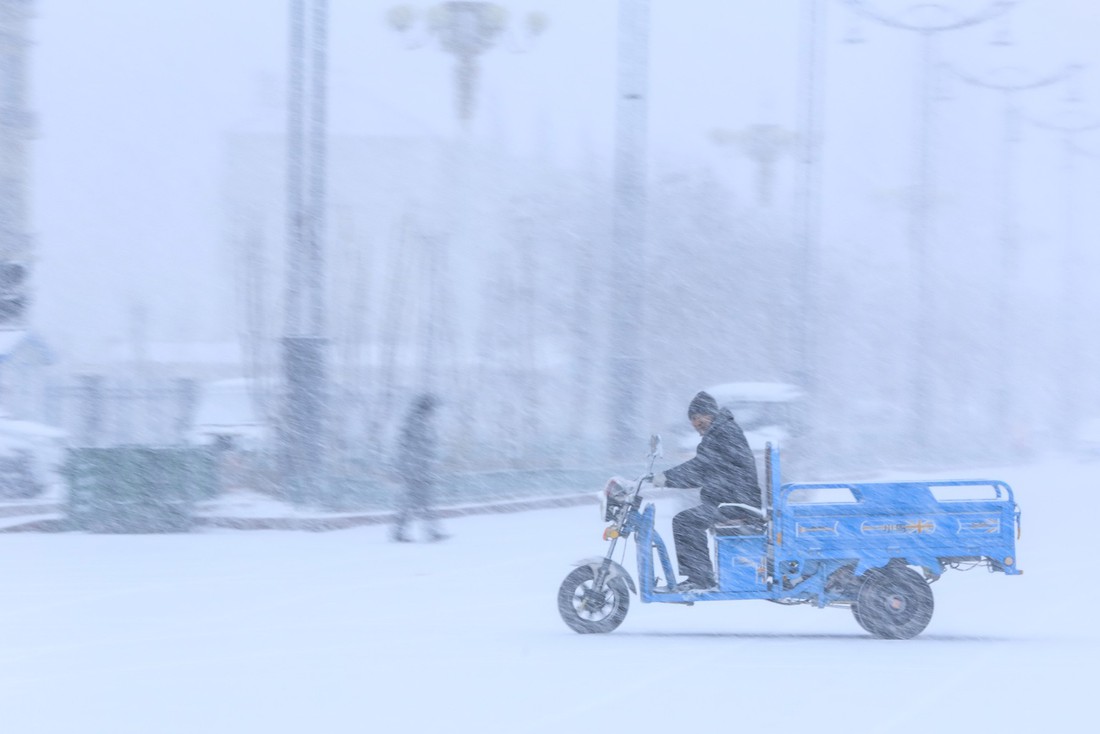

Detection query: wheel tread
xmin=557 ymin=566 xmax=630 ymax=634
xmin=852 ymin=566 xmax=934 ymax=639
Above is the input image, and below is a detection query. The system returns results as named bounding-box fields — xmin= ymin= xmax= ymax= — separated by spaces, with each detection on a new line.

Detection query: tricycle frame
xmin=615 ymin=444 xmax=1021 ymax=607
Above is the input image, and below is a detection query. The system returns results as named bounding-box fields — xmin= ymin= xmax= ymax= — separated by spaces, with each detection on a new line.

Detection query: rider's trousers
xmin=672 ymin=503 xmax=721 ymax=585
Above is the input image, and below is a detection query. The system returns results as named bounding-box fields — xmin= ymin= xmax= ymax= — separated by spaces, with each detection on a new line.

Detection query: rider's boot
xmin=672 ymin=576 xmax=715 ymax=592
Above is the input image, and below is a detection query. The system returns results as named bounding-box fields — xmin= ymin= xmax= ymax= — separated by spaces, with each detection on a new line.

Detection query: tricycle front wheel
xmin=557 ymin=566 xmax=630 ymax=634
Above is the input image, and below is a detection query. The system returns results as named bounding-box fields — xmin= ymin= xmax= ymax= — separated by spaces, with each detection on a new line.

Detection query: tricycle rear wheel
xmin=852 ymin=566 xmax=934 ymax=639
xmin=557 ymin=566 xmax=630 ymax=634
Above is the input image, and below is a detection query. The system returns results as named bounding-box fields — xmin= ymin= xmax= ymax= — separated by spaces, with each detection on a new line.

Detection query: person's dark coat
xmin=397 ymin=401 xmax=439 ymax=491
xmin=392 ymin=396 xmax=446 ymax=542
xmin=663 ymin=408 xmax=760 ymax=508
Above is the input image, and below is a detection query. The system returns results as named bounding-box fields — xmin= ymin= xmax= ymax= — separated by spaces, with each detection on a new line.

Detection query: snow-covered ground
xmin=0 ymin=455 xmax=1096 ymax=733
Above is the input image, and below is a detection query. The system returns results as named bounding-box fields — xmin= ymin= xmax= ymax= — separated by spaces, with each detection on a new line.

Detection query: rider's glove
xmin=652 ymin=472 xmax=667 ymax=488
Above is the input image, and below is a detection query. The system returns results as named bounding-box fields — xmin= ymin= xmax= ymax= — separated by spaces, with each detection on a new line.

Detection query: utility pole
xmin=840 ymin=0 xmax=1016 ymax=464
xmin=609 ymin=0 xmax=650 ymax=459
xmin=794 ymin=0 xmax=827 ymax=475
xmin=1025 ymin=109 xmax=1100 ymax=446
xmin=948 ymin=63 xmax=1079 ymax=458
xmin=280 ymin=0 xmax=330 ymax=505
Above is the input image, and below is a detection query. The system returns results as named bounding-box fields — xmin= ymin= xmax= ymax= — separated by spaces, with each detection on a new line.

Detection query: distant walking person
xmin=392 ymin=394 xmax=448 ymax=542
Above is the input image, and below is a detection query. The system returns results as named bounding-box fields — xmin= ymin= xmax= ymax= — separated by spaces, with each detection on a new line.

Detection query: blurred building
xmin=222 ymin=131 xmax=607 ymax=468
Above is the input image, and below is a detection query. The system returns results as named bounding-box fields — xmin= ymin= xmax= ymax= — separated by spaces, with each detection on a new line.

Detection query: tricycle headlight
xmin=601 ymin=478 xmax=627 ymax=522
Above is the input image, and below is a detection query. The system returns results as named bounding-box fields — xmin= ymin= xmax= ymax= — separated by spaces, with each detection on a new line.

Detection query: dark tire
xmin=852 ymin=566 xmax=934 ymax=639
xmin=557 ymin=565 xmax=630 ymax=634
xmin=851 ymin=596 xmax=869 ymax=631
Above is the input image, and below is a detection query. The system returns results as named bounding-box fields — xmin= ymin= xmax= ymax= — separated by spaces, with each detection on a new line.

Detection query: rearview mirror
xmin=649 ymin=434 xmax=663 ymax=458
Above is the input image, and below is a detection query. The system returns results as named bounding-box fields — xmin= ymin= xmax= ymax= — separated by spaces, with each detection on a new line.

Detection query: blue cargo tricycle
xmin=557 ymin=436 xmax=1022 ymax=638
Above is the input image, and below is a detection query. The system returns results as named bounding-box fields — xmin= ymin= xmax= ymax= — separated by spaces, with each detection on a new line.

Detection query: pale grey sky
xmin=26 ymin=0 xmax=1100 ymax=361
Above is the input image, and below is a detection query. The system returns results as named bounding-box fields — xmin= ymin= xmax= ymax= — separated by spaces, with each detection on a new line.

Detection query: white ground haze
xmin=0 ymin=453 xmax=1093 ymax=733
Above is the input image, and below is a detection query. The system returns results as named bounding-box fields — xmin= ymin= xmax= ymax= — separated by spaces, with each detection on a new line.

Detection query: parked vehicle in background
xmin=187 ymin=378 xmax=272 ymax=494
xmin=708 ymin=382 xmax=803 ymax=449
xmin=0 ymin=411 xmax=68 ymax=498
xmin=187 ymin=378 xmax=269 ymax=452
xmin=673 ymin=382 xmax=803 ymax=473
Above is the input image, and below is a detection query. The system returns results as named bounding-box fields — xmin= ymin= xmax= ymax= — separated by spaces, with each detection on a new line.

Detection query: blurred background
xmin=3 ymin=0 xmax=1100 ymax=509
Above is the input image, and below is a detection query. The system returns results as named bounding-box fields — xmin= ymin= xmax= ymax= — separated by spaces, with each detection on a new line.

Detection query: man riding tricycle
xmin=557 ymin=392 xmax=1022 ymax=639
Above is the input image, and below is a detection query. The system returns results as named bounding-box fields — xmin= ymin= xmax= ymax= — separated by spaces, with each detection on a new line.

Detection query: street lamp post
xmin=387 ymin=3 xmax=546 ymax=460
xmin=711 ymin=124 xmax=798 ymax=207
xmin=839 ymin=0 xmax=1016 ymax=463
xmin=388 ymin=2 xmax=547 ymax=131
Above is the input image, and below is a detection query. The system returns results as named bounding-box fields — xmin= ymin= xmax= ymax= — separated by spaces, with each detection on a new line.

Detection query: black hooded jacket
xmin=663 ymin=408 xmax=760 ymax=508
xmin=397 ymin=404 xmax=439 ymax=491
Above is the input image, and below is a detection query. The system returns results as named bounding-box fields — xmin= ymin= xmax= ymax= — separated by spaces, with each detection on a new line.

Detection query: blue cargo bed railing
xmin=772 ymin=478 xmax=1022 ymax=576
